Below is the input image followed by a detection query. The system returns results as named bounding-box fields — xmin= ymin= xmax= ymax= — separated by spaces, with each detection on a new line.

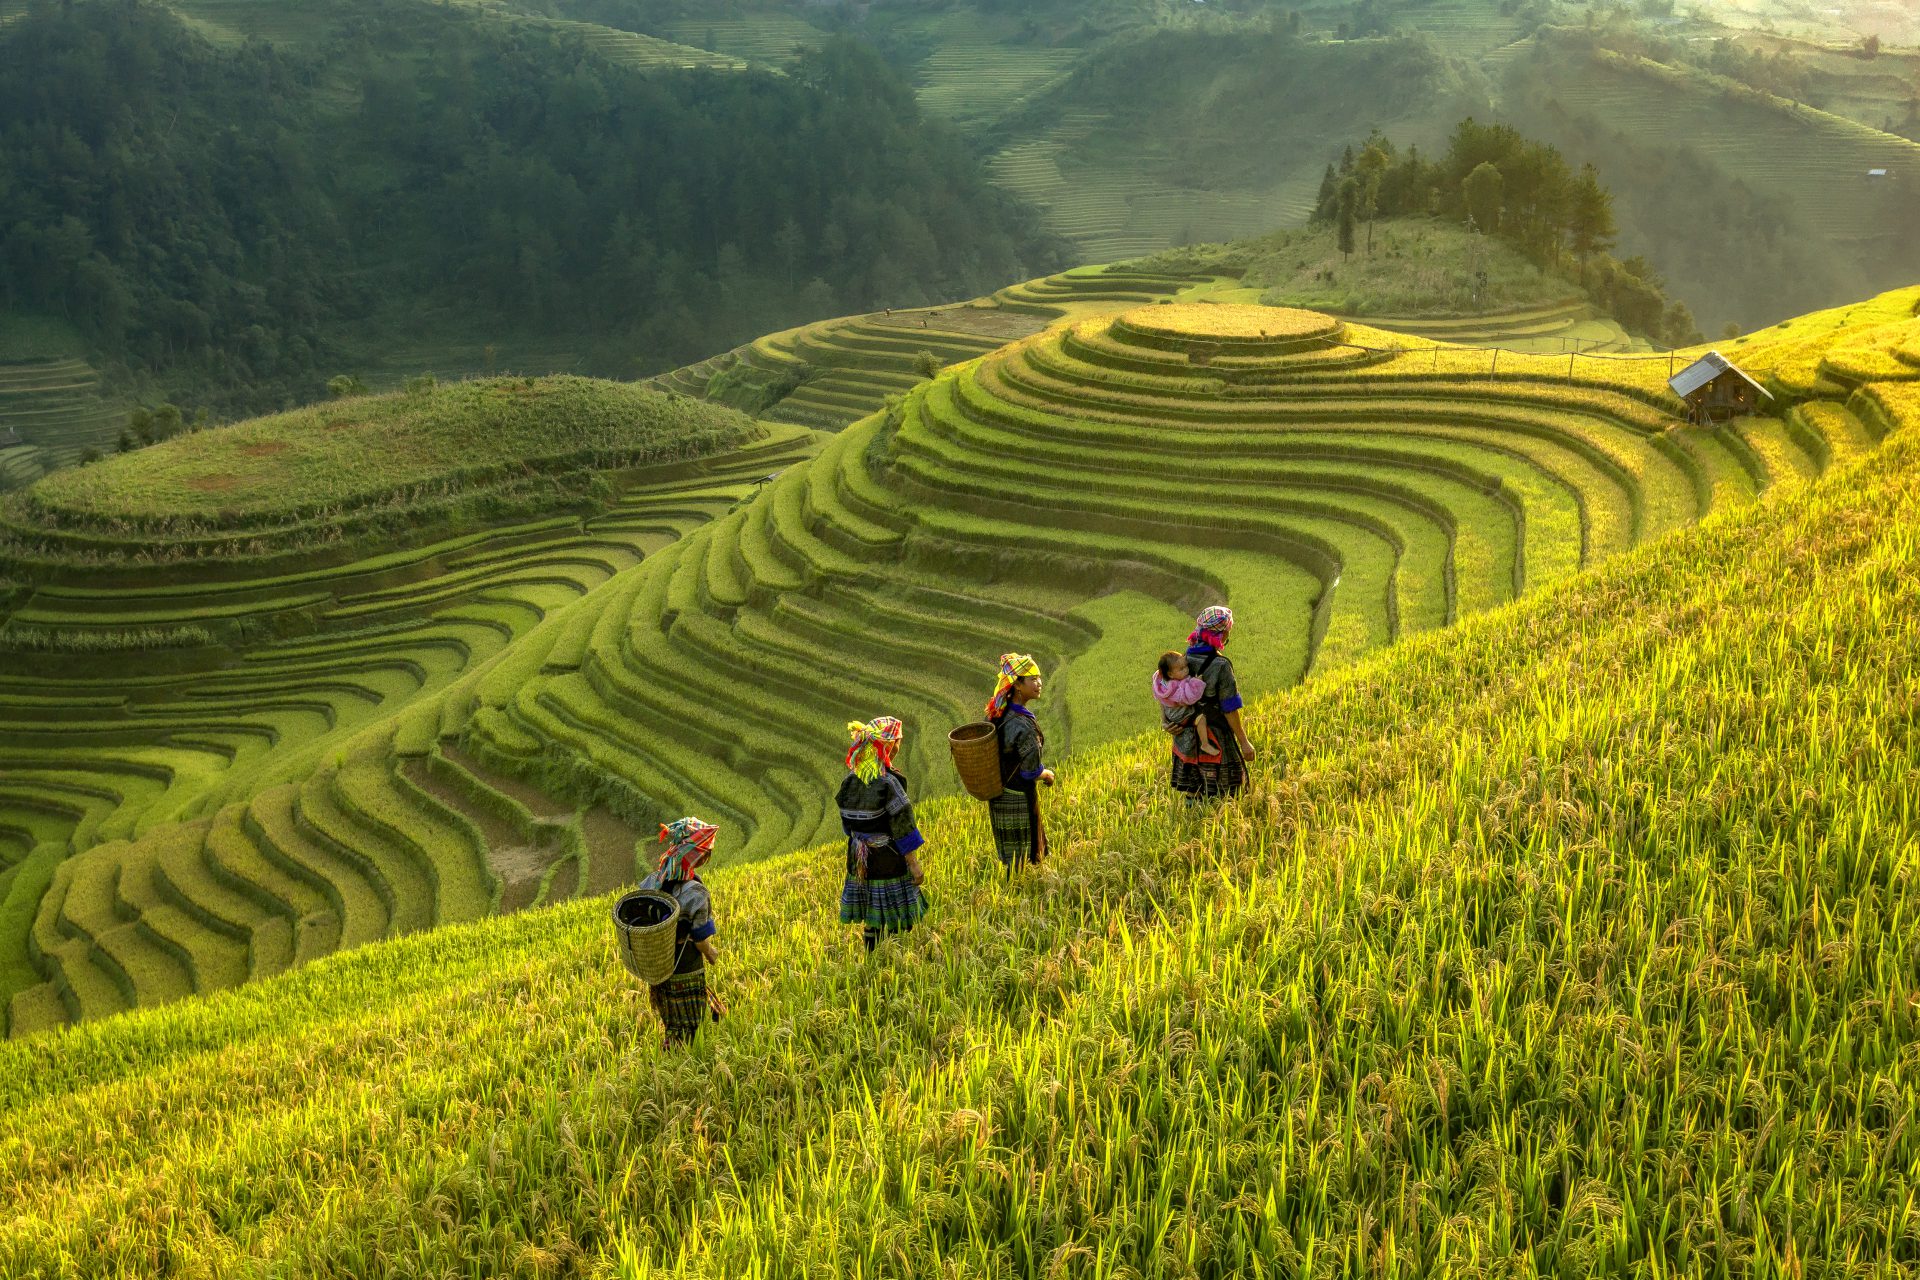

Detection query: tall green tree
xmin=1463 ymin=162 xmax=1505 ymax=236
xmin=1568 ymin=163 xmax=1617 ymax=283
xmin=1337 ymin=179 xmax=1359 ymax=261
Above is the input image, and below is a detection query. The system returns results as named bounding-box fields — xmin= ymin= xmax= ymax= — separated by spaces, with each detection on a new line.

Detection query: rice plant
xmin=1 ymin=410 xmax=1915 ymax=1276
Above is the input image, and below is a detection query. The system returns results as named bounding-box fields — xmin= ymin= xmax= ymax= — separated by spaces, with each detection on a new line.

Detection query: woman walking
xmin=985 ymin=652 xmax=1053 ymax=873
xmin=638 ymin=816 xmax=721 ymax=1046
xmin=837 ymin=716 xmax=929 ymax=953
xmin=1169 ymin=606 xmax=1257 ymax=800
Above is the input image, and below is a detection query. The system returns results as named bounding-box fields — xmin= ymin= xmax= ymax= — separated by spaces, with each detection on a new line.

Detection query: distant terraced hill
xmin=1510 ymin=33 xmax=1920 ymax=316
xmin=4 ymin=270 xmax=1912 ymax=1036
xmin=0 ymin=356 xmax=125 ymax=494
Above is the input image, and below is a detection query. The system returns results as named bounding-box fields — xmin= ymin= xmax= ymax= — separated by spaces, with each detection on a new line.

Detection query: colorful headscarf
xmin=655 ymin=816 xmax=717 ymax=881
xmin=1189 ymin=605 xmax=1235 ymax=649
xmin=986 ymin=652 xmax=1041 ymax=718
xmin=846 ymin=716 xmax=904 ymax=784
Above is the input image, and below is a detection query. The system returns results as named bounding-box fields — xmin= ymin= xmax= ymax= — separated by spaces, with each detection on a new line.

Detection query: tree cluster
xmin=0 ymin=0 xmax=1059 ymax=413
xmin=1313 ymin=119 xmax=1701 ymax=345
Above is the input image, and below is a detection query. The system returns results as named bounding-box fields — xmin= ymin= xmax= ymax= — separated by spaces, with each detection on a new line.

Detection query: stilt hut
xmin=1668 ymin=351 xmax=1772 ymax=424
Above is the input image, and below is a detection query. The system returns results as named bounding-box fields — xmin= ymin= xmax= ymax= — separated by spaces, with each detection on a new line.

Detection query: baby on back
xmin=1153 ymin=651 xmax=1220 ymax=762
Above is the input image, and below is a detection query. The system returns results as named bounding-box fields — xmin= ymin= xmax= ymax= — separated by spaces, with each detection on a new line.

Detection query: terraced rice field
xmin=472 ymin=295 xmax=1869 ymax=891
xmin=512 ymin=17 xmax=746 ymax=72
xmin=914 ymin=36 xmax=1080 ymax=127
xmin=987 ymin=111 xmax=1332 ymax=263
xmin=5 ymin=298 xmax=1919 ymax=1276
xmin=0 ymin=420 xmax=820 ymax=1036
xmin=660 ymin=15 xmax=820 ymax=65
xmin=4 ymin=282 xmax=1910 ymax=1038
xmin=652 ymin=266 xmax=1213 ymax=430
xmin=1409 ymin=0 xmax=1528 ymax=57
xmin=0 ymin=357 xmax=124 ymax=484
xmin=1360 ymin=301 xmax=1647 ymax=353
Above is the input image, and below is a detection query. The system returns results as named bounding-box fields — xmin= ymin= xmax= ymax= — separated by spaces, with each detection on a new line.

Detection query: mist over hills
xmin=0 ymin=0 xmax=1059 ymax=415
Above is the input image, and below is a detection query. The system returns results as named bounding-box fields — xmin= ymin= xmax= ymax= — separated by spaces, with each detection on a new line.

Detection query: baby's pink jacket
xmin=1153 ymin=673 xmax=1206 ymax=709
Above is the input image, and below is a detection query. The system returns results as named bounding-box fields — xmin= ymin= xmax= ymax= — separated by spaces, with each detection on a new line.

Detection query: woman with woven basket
xmin=637 ymin=816 xmax=721 ymax=1046
xmin=836 ymin=716 xmax=929 ymax=953
xmin=985 ymin=653 xmax=1054 ymax=874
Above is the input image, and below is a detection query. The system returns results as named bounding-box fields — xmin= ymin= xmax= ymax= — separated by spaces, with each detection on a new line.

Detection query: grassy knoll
xmin=2 ymin=394 xmax=1916 ymax=1272
xmin=2 ymin=377 xmax=759 ymax=560
xmin=0 ymin=280 xmax=1901 ymax=1039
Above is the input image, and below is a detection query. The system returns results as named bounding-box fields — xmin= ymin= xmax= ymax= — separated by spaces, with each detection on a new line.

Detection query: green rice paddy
xmin=1 ymin=348 xmax=1917 ymax=1271
xmin=0 ymin=277 xmax=1912 ymax=1066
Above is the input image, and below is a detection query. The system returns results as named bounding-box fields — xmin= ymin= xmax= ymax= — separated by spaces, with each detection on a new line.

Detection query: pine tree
xmin=1567 ymin=163 xmax=1616 ymax=285
xmin=1313 ymin=164 xmax=1339 ymax=223
xmin=1337 ymin=179 xmax=1358 ymax=261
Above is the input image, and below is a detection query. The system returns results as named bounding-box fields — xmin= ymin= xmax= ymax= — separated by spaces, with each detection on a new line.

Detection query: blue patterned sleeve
xmin=1012 ymin=716 xmax=1044 ymax=779
xmin=684 ymin=882 xmax=716 ymax=941
xmin=1211 ymin=656 xmax=1243 ymax=715
xmin=886 ymin=774 xmax=925 ymax=853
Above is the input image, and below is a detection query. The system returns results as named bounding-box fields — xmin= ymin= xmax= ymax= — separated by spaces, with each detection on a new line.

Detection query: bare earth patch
xmin=239 ymin=442 xmax=289 ymax=457
xmin=187 ymin=474 xmax=243 ymax=492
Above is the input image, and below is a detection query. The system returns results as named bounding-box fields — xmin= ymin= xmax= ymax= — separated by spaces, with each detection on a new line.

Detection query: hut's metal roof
xmin=1668 ymin=350 xmax=1772 ymax=400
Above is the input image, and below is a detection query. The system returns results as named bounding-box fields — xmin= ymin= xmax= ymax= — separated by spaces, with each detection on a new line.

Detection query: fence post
xmin=1490 ymin=348 xmax=1500 ymax=381
xmin=1568 ymin=352 xmax=1576 ymax=385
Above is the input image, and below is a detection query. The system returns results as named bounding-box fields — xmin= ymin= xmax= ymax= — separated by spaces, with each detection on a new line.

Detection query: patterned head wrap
xmin=846 ymin=716 xmax=904 ymax=784
xmin=986 ymin=652 xmax=1041 ymax=718
xmin=655 ymin=816 xmax=717 ymax=881
xmin=1189 ymin=605 xmax=1235 ymax=649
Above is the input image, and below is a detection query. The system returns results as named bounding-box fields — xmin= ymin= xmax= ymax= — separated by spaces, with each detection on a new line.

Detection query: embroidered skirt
xmin=988 ymin=790 xmax=1043 ymax=868
xmin=649 ymin=969 xmax=708 ymax=1045
xmin=840 ymin=874 xmax=926 ymax=932
xmin=1170 ymin=735 xmax=1247 ymax=798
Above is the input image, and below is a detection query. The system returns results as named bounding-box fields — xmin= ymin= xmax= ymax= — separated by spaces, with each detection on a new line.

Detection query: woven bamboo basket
xmin=949 ymin=721 xmax=1003 ymax=801
xmin=612 ymin=889 xmax=681 ymax=985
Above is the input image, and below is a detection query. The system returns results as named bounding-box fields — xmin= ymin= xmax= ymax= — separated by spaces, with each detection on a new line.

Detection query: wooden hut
xmin=1668 ymin=351 xmax=1772 ymax=424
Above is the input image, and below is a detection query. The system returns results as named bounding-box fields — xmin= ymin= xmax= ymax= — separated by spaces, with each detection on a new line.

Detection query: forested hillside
xmin=0 ymin=0 xmax=1058 ymax=414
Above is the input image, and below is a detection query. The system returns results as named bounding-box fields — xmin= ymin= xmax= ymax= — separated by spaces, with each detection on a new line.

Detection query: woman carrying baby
xmin=1154 ymin=649 xmax=1220 ymax=764
xmin=1168 ymin=605 xmax=1256 ymax=800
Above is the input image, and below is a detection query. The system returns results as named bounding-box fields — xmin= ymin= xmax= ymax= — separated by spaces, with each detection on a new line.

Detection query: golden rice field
xmin=2 ymin=276 xmax=1911 ymax=1047
xmin=1 ymin=381 xmax=1916 ymax=1274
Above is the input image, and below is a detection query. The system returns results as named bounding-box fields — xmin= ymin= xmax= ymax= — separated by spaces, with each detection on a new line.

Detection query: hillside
xmin=608 ymin=1 xmax=1920 ymax=338
xmin=2 ymin=272 xmax=1913 ymax=1039
xmin=1505 ymin=29 xmax=1920 ymax=332
xmin=0 ymin=0 xmax=1057 ymax=420
xmin=1 ymin=373 xmax=1916 ymax=1272
xmin=984 ymin=26 xmax=1477 ymax=263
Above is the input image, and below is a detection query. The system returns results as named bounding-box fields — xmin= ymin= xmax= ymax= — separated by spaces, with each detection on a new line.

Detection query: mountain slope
xmin=4 ymin=279 xmax=1911 ymax=1037
xmin=1 ymin=376 xmax=1915 ymax=1274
